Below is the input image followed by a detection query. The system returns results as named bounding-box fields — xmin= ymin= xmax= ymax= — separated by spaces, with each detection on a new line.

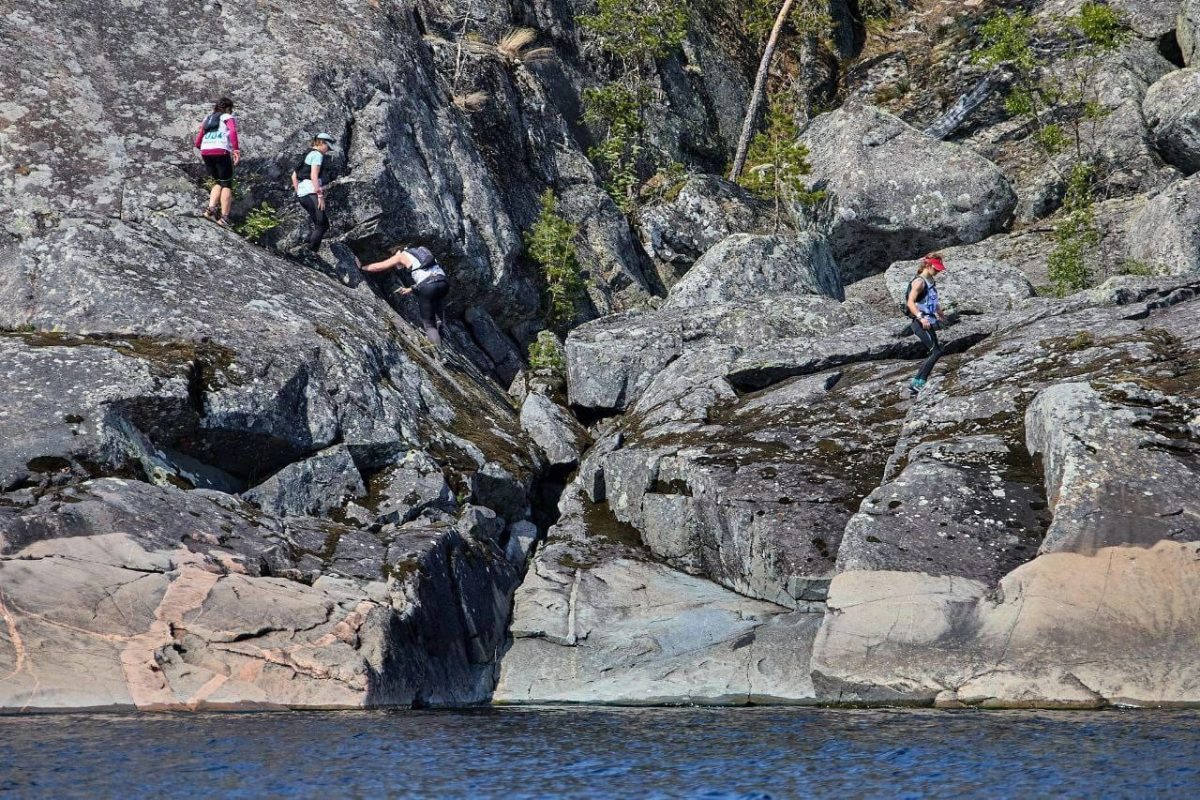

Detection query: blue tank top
xmin=913 ymin=277 xmax=939 ymax=317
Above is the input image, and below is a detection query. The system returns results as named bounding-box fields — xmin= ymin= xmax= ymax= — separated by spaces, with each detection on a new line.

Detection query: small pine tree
xmin=524 ymin=190 xmax=585 ymax=331
xmin=578 ymin=0 xmax=688 ymax=63
xmin=578 ymin=1 xmax=689 ymax=213
xmin=737 ymin=100 xmax=822 ymax=229
xmin=1047 ymin=164 xmax=1099 ymax=296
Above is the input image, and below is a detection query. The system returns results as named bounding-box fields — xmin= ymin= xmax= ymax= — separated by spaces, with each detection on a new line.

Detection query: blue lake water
xmin=1 ymin=707 xmax=1198 ymax=798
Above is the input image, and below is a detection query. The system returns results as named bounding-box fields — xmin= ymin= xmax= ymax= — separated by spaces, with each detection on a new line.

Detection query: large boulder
xmin=519 ymin=393 xmax=590 ymax=468
xmin=884 ymin=257 xmax=1035 ymax=315
xmin=798 ymin=104 xmax=1017 ymax=281
xmin=1143 ymin=67 xmax=1200 ymax=175
xmin=837 ymin=439 xmax=1049 ymax=584
xmin=664 ymin=232 xmax=844 ymax=309
xmin=1083 ymin=40 xmax=1182 ymax=198
xmin=1026 ymin=381 xmax=1200 ymax=554
xmin=493 ymin=486 xmax=822 ymax=705
xmin=565 ymin=295 xmax=875 ymax=413
xmin=242 ymin=445 xmax=365 ymax=518
xmin=1125 ymin=174 xmax=1200 ymax=274
xmin=635 ymin=175 xmax=773 ymax=287
xmin=0 ymin=478 xmax=520 ymax=711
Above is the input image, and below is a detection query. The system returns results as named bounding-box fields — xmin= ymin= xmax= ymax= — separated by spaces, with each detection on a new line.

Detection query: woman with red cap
xmin=906 ymin=253 xmax=948 ymax=396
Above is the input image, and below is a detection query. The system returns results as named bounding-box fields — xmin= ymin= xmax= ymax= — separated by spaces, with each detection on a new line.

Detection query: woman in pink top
xmin=194 ymin=97 xmax=241 ymax=226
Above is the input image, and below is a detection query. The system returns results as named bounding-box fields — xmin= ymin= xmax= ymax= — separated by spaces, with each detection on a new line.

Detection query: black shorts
xmin=202 ymin=153 xmax=234 ymax=188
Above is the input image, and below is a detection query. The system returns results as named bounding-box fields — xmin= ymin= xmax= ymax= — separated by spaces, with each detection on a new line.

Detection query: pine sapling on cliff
xmin=579 ymin=0 xmax=688 ymax=213
xmin=525 ymin=190 xmax=586 ymax=332
xmin=737 ymin=99 xmax=823 ymax=230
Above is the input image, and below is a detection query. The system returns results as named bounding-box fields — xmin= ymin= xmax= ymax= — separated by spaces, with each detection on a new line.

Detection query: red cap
xmin=922 ymin=255 xmax=945 ymax=272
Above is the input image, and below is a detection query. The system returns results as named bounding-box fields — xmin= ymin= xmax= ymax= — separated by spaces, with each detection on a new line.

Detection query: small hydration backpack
xmin=407 ymin=246 xmax=446 ymax=284
xmin=902 ymin=276 xmax=929 ymax=318
xmin=201 ymin=112 xmax=223 ymax=133
xmin=294 ymin=150 xmax=327 ymax=184
xmin=407 ymin=246 xmax=437 ymax=270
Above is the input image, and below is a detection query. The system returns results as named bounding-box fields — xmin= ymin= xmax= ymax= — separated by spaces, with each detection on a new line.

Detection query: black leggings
xmin=413 ymin=278 xmax=449 ymax=344
xmin=297 ymin=194 xmax=329 ymax=251
xmin=911 ymin=318 xmax=944 ymax=382
xmin=202 ymin=153 xmax=234 ymax=188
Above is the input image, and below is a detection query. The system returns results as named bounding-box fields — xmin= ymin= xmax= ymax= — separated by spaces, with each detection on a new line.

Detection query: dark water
xmin=2 ymin=707 xmax=1198 ymax=799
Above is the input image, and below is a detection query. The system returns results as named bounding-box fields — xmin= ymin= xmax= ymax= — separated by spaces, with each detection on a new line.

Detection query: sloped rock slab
xmin=812 ymin=541 xmax=1200 ymax=707
xmin=726 ymin=316 xmax=997 ymax=392
xmin=565 ymin=295 xmax=873 ymax=412
xmin=494 ymin=489 xmax=821 ymax=705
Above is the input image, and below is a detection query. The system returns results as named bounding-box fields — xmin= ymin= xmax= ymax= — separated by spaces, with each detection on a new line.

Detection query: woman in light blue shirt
xmin=291 ymin=132 xmax=336 ymax=251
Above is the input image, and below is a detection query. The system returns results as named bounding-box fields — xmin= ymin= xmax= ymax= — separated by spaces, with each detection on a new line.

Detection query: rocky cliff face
xmin=501 ymin=0 xmax=1200 ymax=709
xmin=4 ymin=0 xmax=1200 ymax=711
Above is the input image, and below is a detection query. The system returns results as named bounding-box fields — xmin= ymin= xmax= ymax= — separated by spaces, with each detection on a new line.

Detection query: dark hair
xmin=214 ymin=97 xmax=234 ymax=114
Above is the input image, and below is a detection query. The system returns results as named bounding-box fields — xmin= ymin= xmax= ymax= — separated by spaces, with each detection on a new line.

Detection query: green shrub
xmin=1118 ymin=259 xmax=1159 ymax=277
xmin=582 ymin=83 xmax=645 ymax=213
xmin=235 ymin=202 xmax=282 ymax=242
xmin=976 ymin=3 xmax=1131 ymax=294
xmin=525 ymin=190 xmax=585 ymax=330
xmin=527 ymin=330 xmax=566 ymax=377
xmin=578 ymin=0 xmax=688 ymax=63
xmin=578 ymin=1 xmax=689 ymax=213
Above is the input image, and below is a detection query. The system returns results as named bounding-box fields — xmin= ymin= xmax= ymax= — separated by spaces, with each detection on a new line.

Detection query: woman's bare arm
xmin=361 ymin=250 xmax=418 ymax=273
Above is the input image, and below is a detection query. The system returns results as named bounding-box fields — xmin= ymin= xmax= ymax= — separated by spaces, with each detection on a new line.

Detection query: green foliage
xmin=578 ymin=2 xmax=690 ymax=213
xmin=1047 ymin=164 xmax=1099 ymax=296
xmin=1076 ymin=1 xmax=1128 ymax=49
xmin=737 ymin=99 xmax=822 ymax=229
xmin=524 ymin=190 xmax=585 ymax=330
xmin=234 ymin=202 xmax=281 ymax=242
xmin=202 ymin=175 xmax=244 ymax=201
xmin=1003 ymin=87 xmax=1035 ymax=117
xmin=1035 ymin=123 xmax=1068 ymax=155
xmin=975 ymin=11 xmax=1038 ymax=73
xmin=977 ymin=3 xmax=1131 ymax=294
xmin=734 ymin=0 xmax=833 ymax=43
xmin=579 ymin=0 xmax=688 ymax=63
xmin=1118 ymin=258 xmax=1159 ymax=277
xmin=737 ymin=0 xmax=779 ymax=41
xmin=639 ymin=161 xmax=688 ymax=205
xmin=527 ymin=330 xmax=566 ymax=376
xmin=583 ymin=83 xmax=645 ymax=213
